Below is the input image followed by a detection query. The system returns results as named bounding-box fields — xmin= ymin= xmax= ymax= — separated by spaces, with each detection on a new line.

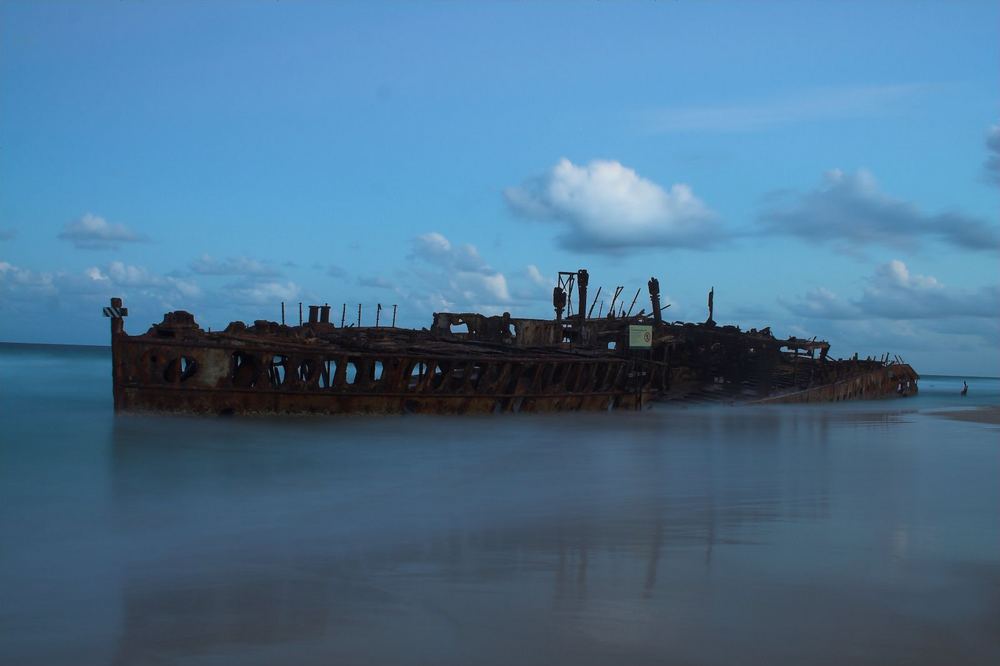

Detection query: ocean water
xmin=1 ymin=343 xmax=998 ymax=666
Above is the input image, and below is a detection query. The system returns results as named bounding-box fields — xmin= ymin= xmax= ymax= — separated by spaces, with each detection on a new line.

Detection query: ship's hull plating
xmin=112 ymin=336 xmax=654 ymax=416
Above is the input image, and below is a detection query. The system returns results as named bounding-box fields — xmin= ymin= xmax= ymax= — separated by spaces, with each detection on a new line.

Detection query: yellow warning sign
xmin=628 ymin=325 xmax=653 ymax=349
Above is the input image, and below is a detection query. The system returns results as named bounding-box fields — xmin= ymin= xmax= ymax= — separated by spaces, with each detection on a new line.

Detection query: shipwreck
xmin=105 ymin=269 xmax=918 ymax=415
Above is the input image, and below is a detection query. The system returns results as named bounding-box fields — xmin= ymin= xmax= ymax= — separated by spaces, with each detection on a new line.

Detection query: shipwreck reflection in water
xmin=106 ymin=408 xmax=839 ymax=664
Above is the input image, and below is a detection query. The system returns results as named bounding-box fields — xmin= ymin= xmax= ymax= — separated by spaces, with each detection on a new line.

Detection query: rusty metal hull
xmin=110 ymin=328 xmax=656 ymax=416
xmin=752 ymin=363 xmax=919 ymax=404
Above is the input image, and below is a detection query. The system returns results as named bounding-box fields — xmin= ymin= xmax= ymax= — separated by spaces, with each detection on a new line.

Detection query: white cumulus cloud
xmin=504 ymin=158 xmax=720 ymax=253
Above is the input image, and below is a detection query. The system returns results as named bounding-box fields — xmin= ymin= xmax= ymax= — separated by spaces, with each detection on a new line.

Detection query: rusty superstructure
xmin=106 ymin=270 xmax=918 ymax=416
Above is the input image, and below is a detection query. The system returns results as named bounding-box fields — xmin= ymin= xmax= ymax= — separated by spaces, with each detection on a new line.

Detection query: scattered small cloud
xmin=57 ymin=213 xmax=146 ymax=250
xmin=456 ymin=272 xmax=510 ymax=304
xmin=0 ymin=258 xmax=202 ymax=314
xmin=985 ymin=124 xmax=1000 ymax=185
xmin=190 ymin=255 xmax=281 ymax=277
xmin=780 ymin=286 xmax=860 ymax=320
xmin=0 ymin=229 xmax=15 ymax=241
xmin=504 ymin=158 xmax=721 ymax=253
xmin=326 ymin=265 xmax=347 ymax=278
xmin=86 ymin=261 xmax=202 ymax=301
xmin=411 ymin=232 xmax=487 ymax=271
xmin=226 ymin=280 xmax=300 ymax=306
xmin=0 ymin=260 xmax=57 ymax=299
xmin=781 ymin=259 xmax=999 ymax=321
xmin=642 ymin=83 xmax=926 ymax=133
xmin=508 ymin=264 xmax=554 ymax=303
xmin=759 ymin=169 xmax=1000 ymax=254
xmin=525 ymin=264 xmax=547 ymax=287
xmin=405 ymin=232 xmax=513 ymax=312
xmin=856 ymin=260 xmax=998 ymax=319
xmin=358 ymin=275 xmax=395 ymax=290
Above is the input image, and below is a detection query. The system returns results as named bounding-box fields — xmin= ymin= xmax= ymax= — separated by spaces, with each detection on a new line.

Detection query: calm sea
xmin=1 ymin=343 xmax=998 ymax=665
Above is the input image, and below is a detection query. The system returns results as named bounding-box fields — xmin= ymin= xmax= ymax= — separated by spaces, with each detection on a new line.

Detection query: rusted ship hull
xmin=753 ymin=363 xmax=919 ymax=404
xmin=112 ymin=349 xmax=653 ymax=417
xmin=109 ymin=318 xmax=656 ymax=417
xmin=105 ymin=269 xmax=917 ymax=416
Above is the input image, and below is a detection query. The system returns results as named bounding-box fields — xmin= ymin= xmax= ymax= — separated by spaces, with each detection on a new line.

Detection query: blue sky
xmin=1 ymin=1 xmax=998 ymax=375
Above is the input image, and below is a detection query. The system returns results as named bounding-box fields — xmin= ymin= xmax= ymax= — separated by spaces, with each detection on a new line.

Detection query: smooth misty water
xmin=1 ymin=344 xmax=998 ymax=666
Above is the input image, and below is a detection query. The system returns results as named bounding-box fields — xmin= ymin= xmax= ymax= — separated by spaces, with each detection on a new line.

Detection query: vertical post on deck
xmin=608 ymin=286 xmax=624 ymax=318
xmin=105 ymin=297 xmax=128 ymax=413
xmin=392 ymin=304 xmax=398 ymax=327
xmin=281 ymin=301 xmax=285 ymax=325
xmin=625 ymin=288 xmax=641 ymax=318
xmin=587 ymin=286 xmax=602 ymax=318
xmin=648 ymin=277 xmax=662 ymax=324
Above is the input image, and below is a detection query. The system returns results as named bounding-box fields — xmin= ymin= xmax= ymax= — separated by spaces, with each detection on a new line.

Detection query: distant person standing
xmin=961 ymin=380 xmax=969 ymax=396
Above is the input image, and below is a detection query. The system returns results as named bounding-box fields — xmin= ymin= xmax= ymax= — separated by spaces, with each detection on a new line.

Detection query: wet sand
xmin=930 ymin=405 xmax=1000 ymax=425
